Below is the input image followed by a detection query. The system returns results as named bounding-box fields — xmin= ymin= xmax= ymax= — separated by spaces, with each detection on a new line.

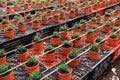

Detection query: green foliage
xmin=18 ymin=20 xmax=24 ymax=25
xmin=74 ymin=23 xmax=81 ymax=29
xmin=92 ymin=25 xmax=98 ymax=29
xmin=104 ymin=21 xmax=110 ymax=27
xmin=117 ymin=15 xmax=120 ymax=19
xmin=60 ymin=10 xmax=64 ymax=14
xmin=108 ymin=18 xmax=113 ymax=22
xmin=45 ymin=45 xmax=54 ymax=52
xmin=31 ymin=0 xmax=36 ymax=3
xmin=53 ymin=4 xmax=58 ymax=9
xmin=53 ymin=31 xmax=59 ymax=38
xmin=107 ymin=9 xmax=112 ymax=13
xmin=40 ymin=0 xmax=46 ymax=3
xmin=0 ymin=64 xmax=8 ymax=74
xmin=27 ymin=14 xmax=32 ymax=18
xmin=116 ymin=6 xmax=120 ymax=11
xmin=69 ymin=48 xmax=78 ymax=58
xmin=90 ymin=43 xmax=99 ymax=52
xmin=6 ymin=26 xmax=13 ymax=31
xmin=63 ymin=40 xmax=71 ymax=47
xmin=54 ymin=14 xmax=59 ymax=17
xmin=87 ymin=29 xmax=93 ymax=36
xmin=30 ymin=71 xmax=40 ymax=80
xmin=33 ymin=18 xmax=39 ymax=23
xmin=2 ymin=0 xmax=6 ymax=3
xmin=110 ymin=33 xmax=117 ymax=38
xmin=96 ymin=36 xmax=103 ymax=43
xmin=105 ymin=12 xmax=110 ymax=16
xmin=2 ymin=20 xmax=8 ymax=24
xmin=112 ymin=26 xmax=118 ymax=32
xmin=14 ymin=15 xmax=19 ymax=19
xmin=42 ymin=13 xmax=47 ymax=19
xmin=27 ymin=56 xmax=37 ymax=66
xmin=58 ymin=63 xmax=68 ymax=73
xmin=60 ymin=26 xmax=68 ymax=31
xmin=70 ymin=9 xmax=75 ymax=13
xmin=33 ymin=35 xmax=40 ymax=43
xmin=73 ymin=33 xmax=80 ymax=39
xmin=48 ymin=9 xmax=52 ymax=13
xmin=91 ymin=17 xmax=97 ymax=21
xmin=80 ymin=19 xmax=86 ymax=24
xmin=16 ymin=45 xmax=26 ymax=54
xmin=0 ymin=48 xmax=5 ymax=56
xmin=96 ymin=14 xmax=101 ymax=18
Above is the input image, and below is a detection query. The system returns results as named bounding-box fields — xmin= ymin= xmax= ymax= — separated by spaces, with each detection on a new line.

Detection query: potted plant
xmin=61 ymin=40 xmax=72 ymax=56
xmin=18 ymin=20 xmax=26 ymax=32
xmin=1 ymin=19 xmax=9 ymax=29
xmin=33 ymin=35 xmax=43 ymax=51
xmin=80 ymin=19 xmax=86 ymax=31
xmin=84 ymin=5 xmax=90 ymax=14
xmin=47 ymin=9 xmax=52 ymax=17
xmin=114 ymin=6 xmax=120 ymax=16
xmin=7 ymin=7 xmax=13 ymax=14
xmin=44 ymin=45 xmax=56 ymax=63
xmin=69 ymin=9 xmax=75 ymax=18
xmin=72 ymin=33 xmax=80 ymax=48
xmin=108 ymin=18 xmax=114 ymax=28
xmin=51 ymin=31 xmax=60 ymax=46
xmin=0 ymin=49 xmax=6 ymax=66
xmin=108 ymin=33 xmax=118 ymax=47
xmin=101 ymin=0 xmax=107 ymax=7
xmin=25 ymin=56 xmax=40 ymax=75
xmin=73 ymin=23 xmax=81 ymax=34
xmin=42 ymin=6 xmax=48 ymax=12
xmin=60 ymin=10 xmax=65 ymax=20
xmin=57 ymin=63 xmax=72 ymax=80
xmin=53 ymin=4 xmax=59 ymax=14
xmin=26 ymin=14 xmax=32 ymax=24
xmin=13 ymin=15 xmax=19 ymax=25
xmin=104 ymin=12 xmax=111 ymax=21
xmin=24 ymin=2 xmax=29 ymax=10
xmin=67 ymin=48 xmax=79 ymax=67
xmin=115 ymin=15 xmax=120 ymax=26
xmin=39 ymin=0 xmax=45 ymax=7
xmin=95 ymin=36 xmax=104 ymax=50
xmin=96 ymin=14 xmax=101 ymax=24
xmin=46 ymin=0 xmax=51 ymax=6
xmin=53 ymin=14 xmax=60 ymax=23
xmin=31 ymin=0 xmax=37 ymax=8
xmin=74 ymin=7 xmax=80 ymax=15
xmin=16 ymin=45 xmax=29 ymax=62
xmin=59 ymin=26 xmax=68 ymax=39
xmin=42 ymin=13 xmax=49 ymax=25
xmin=1 ymin=0 xmax=7 ymax=8
xmin=32 ymin=18 xmax=40 ymax=29
xmin=102 ymin=21 xmax=111 ymax=33
xmin=112 ymin=26 xmax=118 ymax=32
xmin=86 ymin=29 xmax=95 ymax=43
xmin=13 ymin=0 xmax=19 ymax=11
xmin=0 ymin=64 xmax=14 ymax=80
xmin=92 ymin=2 xmax=100 ymax=10
xmin=30 ymin=71 xmax=41 ymax=80
xmin=5 ymin=26 xmax=14 ymax=38
xmin=88 ymin=43 xmax=100 ymax=60
xmin=92 ymin=25 xmax=99 ymax=35
xmin=90 ymin=17 xmax=97 ymax=28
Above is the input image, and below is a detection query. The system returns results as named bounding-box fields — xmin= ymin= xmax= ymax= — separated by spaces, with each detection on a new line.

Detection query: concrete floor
xmin=102 ymin=61 xmax=120 ymax=80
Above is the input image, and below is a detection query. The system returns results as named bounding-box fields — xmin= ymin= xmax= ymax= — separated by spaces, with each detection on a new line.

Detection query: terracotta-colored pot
xmin=102 ymin=26 xmax=111 ymax=33
xmin=84 ymin=8 xmax=89 ymax=14
xmin=53 ymin=17 xmax=60 ymax=23
xmin=58 ymin=0 xmax=63 ymax=3
xmin=33 ymin=42 xmax=43 ymax=51
xmin=60 ymin=14 xmax=65 ymax=19
xmin=7 ymin=8 xmax=13 ymax=14
xmin=108 ymin=38 xmax=118 ymax=47
xmin=60 ymin=31 xmax=67 ymax=39
xmin=94 ymin=29 xmax=99 ymax=36
xmin=104 ymin=16 xmax=110 ymax=22
xmin=0 ymin=55 xmax=6 ymax=66
xmin=101 ymin=2 xmax=106 ymax=7
xmin=5 ymin=30 xmax=14 ymax=38
xmin=2 ymin=3 xmax=7 ymax=8
xmin=47 ymin=12 xmax=52 ymax=17
xmin=88 ymin=50 xmax=99 ymax=60
xmin=13 ymin=20 xmax=18 ymax=25
xmin=16 ymin=51 xmax=29 ymax=62
xmin=57 ymin=68 xmax=72 ymax=80
xmin=86 ymin=35 xmax=95 ymax=43
xmin=14 ymin=5 xmax=19 ymax=11
xmin=24 ymin=5 xmax=29 ymax=10
xmin=26 ymin=18 xmax=32 ymax=24
xmin=73 ymin=29 xmax=80 ymax=34
xmin=26 ymin=62 xmax=40 ymax=75
xmin=75 ymin=10 xmax=80 ymax=15
xmin=2 ymin=23 xmax=9 ymax=29
xmin=0 ymin=71 xmax=14 ymax=80
xmin=115 ymin=19 xmax=120 ymax=26
xmin=44 ymin=50 xmax=56 ymax=63
xmin=31 ymin=3 xmax=36 ymax=8
xmin=96 ymin=18 xmax=101 ymax=24
xmin=39 ymin=3 xmax=44 ymax=7
xmin=46 ymin=1 xmax=51 ymax=6
xmin=51 ymin=37 xmax=60 ymax=46
xmin=69 ymin=12 xmax=75 ymax=18
xmin=54 ymin=10 xmax=59 ymax=14
xmin=89 ymin=21 xmax=96 ymax=28
xmin=61 ymin=47 xmax=72 ymax=56
xmin=114 ymin=11 xmax=119 ymax=17
xmin=68 ymin=57 xmax=80 ymax=67
xmin=32 ymin=22 xmax=40 ymax=29
xmin=42 ymin=18 xmax=49 ymax=25
xmin=81 ymin=24 xmax=87 ymax=31
xmin=18 ymin=25 xmax=26 ymax=32
xmin=72 ymin=38 xmax=80 ymax=48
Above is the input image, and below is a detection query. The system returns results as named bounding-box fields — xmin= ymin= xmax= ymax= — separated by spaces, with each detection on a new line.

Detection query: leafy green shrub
xmin=0 ymin=49 xmax=5 ymax=56
xmin=2 ymin=20 xmax=8 ymax=24
xmin=53 ymin=31 xmax=59 ymax=38
xmin=27 ymin=14 xmax=32 ymax=18
xmin=69 ymin=48 xmax=78 ymax=59
xmin=60 ymin=26 xmax=68 ymax=31
xmin=27 ymin=56 xmax=37 ymax=66
xmin=48 ymin=9 xmax=52 ymax=13
xmin=54 ymin=14 xmax=59 ymax=17
xmin=70 ymin=9 xmax=75 ymax=13
xmin=91 ymin=17 xmax=97 ymax=21
xmin=87 ymin=29 xmax=93 ymax=36
xmin=16 ymin=45 xmax=27 ymax=54
xmin=73 ymin=33 xmax=80 ymax=39
xmin=104 ymin=21 xmax=110 ymax=27
xmin=116 ymin=6 xmax=120 ymax=11
xmin=96 ymin=14 xmax=101 ymax=18
xmin=33 ymin=18 xmax=39 ymax=23
xmin=92 ymin=25 xmax=98 ymax=29
xmin=90 ymin=44 xmax=99 ymax=52
xmin=18 ymin=20 xmax=24 ymax=25
xmin=33 ymin=35 xmax=40 ymax=43
xmin=80 ymin=19 xmax=86 ymax=24
xmin=63 ymin=40 xmax=71 ymax=47
xmin=0 ymin=64 xmax=9 ymax=74
xmin=74 ymin=23 xmax=81 ymax=29
xmin=60 ymin=10 xmax=64 ymax=14
xmin=58 ymin=63 xmax=68 ymax=73
xmin=30 ymin=71 xmax=41 ymax=80
xmin=110 ymin=33 xmax=117 ymax=38
xmin=6 ymin=26 xmax=13 ymax=31
xmin=112 ymin=26 xmax=118 ymax=32
xmin=105 ymin=12 xmax=110 ymax=16
xmin=117 ymin=15 xmax=120 ymax=19
xmin=45 ymin=45 xmax=54 ymax=52
xmin=96 ymin=36 xmax=103 ymax=43
xmin=42 ymin=13 xmax=47 ymax=19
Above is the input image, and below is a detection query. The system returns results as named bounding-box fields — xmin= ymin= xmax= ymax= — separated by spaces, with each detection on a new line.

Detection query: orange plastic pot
xmin=46 ymin=1 xmax=51 ymax=6
xmin=2 ymin=23 xmax=9 ymax=29
xmin=26 ymin=18 xmax=32 ymax=24
xmin=101 ymin=2 xmax=106 ymax=7
xmin=108 ymin=38 xmax=118 ymax=47
xmin=75 ymin=10 xmax=80 ymax=15
xmin=7 ymin=8 xmax=13 ymax=14
xmin=68 ymin=57 xmax=80 ymax=67
xmin=100 ymin=43 xmax=105 ymax=50
xmin=31 ymin=3 xmax=36 ymax=8
xmin=57 ymin=68 xmax=72 ymax=80
xmin=44 ymin=51 xmax=56 ymax=63
xmin=2 ymin=3 xmax=6 ymax=8
xmin=0 ymin=71 xmax=14 ymax=80
xmin=114 ymin=11 xmax=119 ymax=17
xmin=89 ymin=21 xmax=96 ymax=28
xmin=60 ymin=14 xmax=65 ymax=19
xmin=0 ymin=55 xmax=6 ymax=66
xmin=33 ymin=42 xmax=43 ymax=51
xmin=84 ymin=8 xmax=89 ymax=14
xmin=69 ymin=12 xmax=75 ymax=18
xmin=73 ymin=29 xmax=80 ymax=34
xmin=13 ymin=5 xmax=19 ymax=11
xmin=61 ymin=47 xmax=72 ymax=56
xmin=72 ymin=39 xmax=81 ymax=48
xmin=81 ymin=24 xmax=87 ymax=31
xmin=60 ymin=31 xmax=67 ymax=39
xmin=97 ymin=18 xmax=101 ymax=24
xmin=115 ymin=19 xmax=120 ymax=26
xmin=117 ymin=0 xmax=120 ymax=2
xmin=13 ymin=20 xmax=18 ymax=25
xmin=16 ymin=51 xmax=29 ymax=62
xmin=18 ymin=25 xmax=26 ymax=32
xmin=102 ymin=26 xmax=111 ymax=33
xmin=47 ymin=12 xmax=52 ymax=17
xmin=51 ymin=37 xmax=60 ymax=46
xmin=58 ymin=0 xmax=63 ymax=3
xmin=26 ymin=62 xmax=40 ymax=75
xmin=88 ymin=50 xmax=99 ymax=60
xmin=54 ymin=10 xmax=59 ymax=14
xmin=39 ymin=3 xmax=44 ymax=7
xmin=5 ymin=30 xmax=14 ymax=38
xmin=32 ymin=22 xmax=40 ymax=29
xmin=94 ymin=29 xmax=99 ymax=36
xmin=24 ymin=5 xmax=29 ymax=10
xmin=104 ymin=16 xmax=110 ymax=22
xmin=86 ymin=35 xmax=95 ymax=43
xmin=42 ymin=18 xmax=49 ymax=25
xmin=53 ymin=17 xmax=60 ymax=23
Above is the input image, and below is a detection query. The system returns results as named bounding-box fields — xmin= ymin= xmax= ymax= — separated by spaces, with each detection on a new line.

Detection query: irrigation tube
xmin=0 ymin=14 xmax=117 ymax=76
xmin=40 ymin=28 xmax=120 ymax=80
